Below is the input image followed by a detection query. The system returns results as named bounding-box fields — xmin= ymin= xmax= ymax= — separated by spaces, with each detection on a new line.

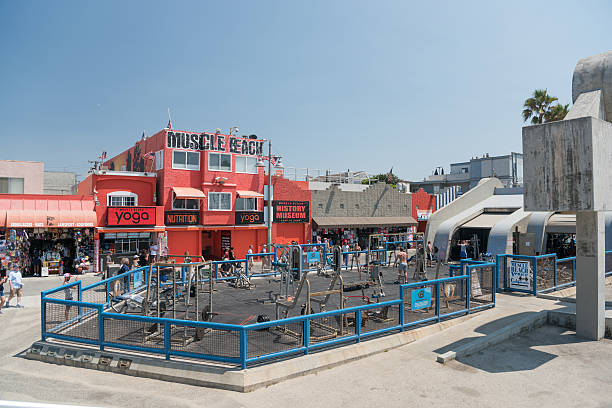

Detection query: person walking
xmin=247 ymin=245 xmax=254 ymax=273
xmin=426 ymin=241 xmax=433 ymax=267
xmin=62 ymin=272 xmax=78 ymax=320
xmin=150 ymin=243 xmax=159 ymax=263
xmin=7 ymin=263 xmax=24 ymax=308
xmin=395 ymin=248 xmax=408 ymax=284
xmin=0 ymin=267 xmax=7 ymax=313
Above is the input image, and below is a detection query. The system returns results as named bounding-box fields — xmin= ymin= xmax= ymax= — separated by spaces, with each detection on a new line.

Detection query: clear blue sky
xmin=0 ymin=0 xmax=610 ymax=181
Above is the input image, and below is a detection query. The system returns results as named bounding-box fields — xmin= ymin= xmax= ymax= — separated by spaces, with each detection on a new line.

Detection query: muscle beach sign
xmin=167 ymin=131 xmax=264 ymax=156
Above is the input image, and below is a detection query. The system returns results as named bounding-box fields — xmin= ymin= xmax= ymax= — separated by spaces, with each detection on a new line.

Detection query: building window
xmin=235 ymin=156 xmax=258 ymax=174
xmin=0 ymin=177 xmax=24 ymax=194
xmin=318 ymin=203 xmax=323 ymax=209
xmin=172 ymin=198 xmax=200 ymax=210
xmin=236 ymin=197 xmax=257 ymax=211
xmin=208 ymin=192 xmax=232 ymax=211
xmin=339 ymin=203 xmax=344 ymax=209
xmin=102 ymin=232 xmax=152 ymax=254
xmin=355 ymin=204 xmax=359 ymax=209
xmin=155 ymin=150 xmax=164 ymax=171
xmin=173 ymin=150 xmax=200 ymax=170
xmin=208 ymin=153 xmax=232 ymax=172
xmin=433 ymin=185 xmax=440 ymax=194
xmin=107 ymin=191 xmax=138 ymax=206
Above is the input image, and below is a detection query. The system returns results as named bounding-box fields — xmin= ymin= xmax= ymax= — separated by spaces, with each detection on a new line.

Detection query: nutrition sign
xmin=272 ymin=201 xmax=309 ymax=223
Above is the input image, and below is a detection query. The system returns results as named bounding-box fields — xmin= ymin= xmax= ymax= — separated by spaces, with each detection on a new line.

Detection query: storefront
xmin=311 ymin=216 xmax=418 ymax=249
xmin=0 ymin=195 xmax=97 ymax=276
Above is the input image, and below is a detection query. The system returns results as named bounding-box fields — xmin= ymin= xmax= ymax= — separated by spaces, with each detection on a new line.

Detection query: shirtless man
xmin=395 ymin=248 xmax=408 ymax=284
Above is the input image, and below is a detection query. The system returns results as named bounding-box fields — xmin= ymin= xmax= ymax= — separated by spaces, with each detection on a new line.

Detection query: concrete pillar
xmin=575 ymin=211 xmax=605 ymax=340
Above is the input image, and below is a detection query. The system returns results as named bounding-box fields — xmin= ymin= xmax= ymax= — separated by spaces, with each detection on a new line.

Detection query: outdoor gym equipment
xmin=142 ymin=260 xmax=212 ymax=345
xmin=275 ymin=245 xmax=346 ymax=342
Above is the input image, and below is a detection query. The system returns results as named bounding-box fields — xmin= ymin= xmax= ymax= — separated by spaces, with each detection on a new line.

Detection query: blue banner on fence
xmin=509 ymin=260 xmax=531 ymax=290
xmin=306 ymin=251 xmax=320 ymax=263
xmin=411 ymin=287 xmax=432 ymax=310
xmin=133 ymin=270 xmax=144 ymax=288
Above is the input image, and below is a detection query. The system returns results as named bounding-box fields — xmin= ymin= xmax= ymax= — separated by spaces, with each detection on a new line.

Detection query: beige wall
xmin=0 ymin=160 xmax=44 ymax=194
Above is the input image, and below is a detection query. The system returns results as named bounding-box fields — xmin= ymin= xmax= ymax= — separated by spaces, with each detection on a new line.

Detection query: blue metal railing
xmin=41 ymin=262 xmax=495 ymax=369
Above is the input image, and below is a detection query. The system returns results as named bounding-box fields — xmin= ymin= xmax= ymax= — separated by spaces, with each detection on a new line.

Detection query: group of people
xmin=0 ymin=263 xmax=25 ymax=312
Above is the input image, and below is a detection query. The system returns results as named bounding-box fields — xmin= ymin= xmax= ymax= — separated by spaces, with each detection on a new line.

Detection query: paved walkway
xmin=1 ymin=277 xmax=611 ymax=407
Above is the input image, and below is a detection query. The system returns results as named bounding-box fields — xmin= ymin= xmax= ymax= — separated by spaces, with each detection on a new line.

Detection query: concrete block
xmin=522 ymin=117 xmax=612 ymax=212
xmin=572 ymin=51 xmax=612 ymax=121
xmin=436 ymin=351 xmax=456 ymax=364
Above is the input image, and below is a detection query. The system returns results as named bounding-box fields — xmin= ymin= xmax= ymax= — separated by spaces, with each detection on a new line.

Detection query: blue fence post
xmin=40 ymin=292 xmax=46 ymax=341
xmin=304 ymin=318 xmax=310 ymax=355
xmin=532 ymin=258 xmax=538 ymax=295
xmin=466 ymin=266 xmax=471 ymax=313
xmin=128 ymin=272 xmax=132 ymax=292
xmin=572 ymin=258 xmax=576 ymax=281
xmin=355 ymin=311 xmax=361 ymax=343
xmin=435 ymin=282 xmax=441 ymax=322
xmin=164 ymin=322 xmax=171 ymax=360
xmin=98 ymin=306 xmax=105 ymax=351
xmin=553 ymin=255 xmax=558 ymax=290
xmin=77 ymin=280 xmax=82 ymax=317
xmin=214 ymin=263 xmax=219 ymax=280
xmin=399 ymin=287 xmax=405 ymax=331
xmin=240 ymin=328 xmax=248 ymax=370
xmin=245 ymin=255 xmax=250 ymax=278
xmin=384 ymin=242 xmax=388 ymax=265
xmin=105 ymin=281 xmax=109 ymax=304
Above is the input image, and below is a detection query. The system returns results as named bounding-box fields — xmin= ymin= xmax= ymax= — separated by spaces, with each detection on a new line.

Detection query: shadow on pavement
xmin=456 ymin=326 xmax=587 ymax=373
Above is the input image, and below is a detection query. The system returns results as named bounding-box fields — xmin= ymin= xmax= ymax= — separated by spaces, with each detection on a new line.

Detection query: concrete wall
xmin=425 ymin=177 xmax=503 ymax=246
xmin=523 ymin=117 xmax=612 ymax=212
xmin=0 ymin=160 xmax=44 ymax=194
xmin=43 ymin=171 xmax=77 ymax=195
xmin=310 ymin=182 xmax=411 ymax=218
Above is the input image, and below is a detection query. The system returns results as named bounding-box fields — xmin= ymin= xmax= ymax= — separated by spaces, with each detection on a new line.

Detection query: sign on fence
xmin=471 ymin=270 xmax=483 ymax=297
xmin=306 ymin=251 xmax=320 ymax=263
xmin=411 ymin=287 xmax=432 ymax=310
xmin=133 ymin=270 xmax=144 ymax=288
xmin=509 ymin=260 xmax=531 ymax=290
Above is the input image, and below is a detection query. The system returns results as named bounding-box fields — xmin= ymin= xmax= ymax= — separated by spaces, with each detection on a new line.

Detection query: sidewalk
xmin=1 ymin=288 xmax=611 ymax=407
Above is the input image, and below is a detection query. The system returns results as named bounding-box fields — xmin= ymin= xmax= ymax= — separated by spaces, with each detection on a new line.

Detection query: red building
xmin=79 ymin=128 xmax=310 ymax=262
xmin=411 ymin=188 xmax=436 ymax=233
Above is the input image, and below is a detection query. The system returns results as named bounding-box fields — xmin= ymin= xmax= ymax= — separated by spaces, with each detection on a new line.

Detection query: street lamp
xmin=256 ymin=139 xmax=283 ymax=251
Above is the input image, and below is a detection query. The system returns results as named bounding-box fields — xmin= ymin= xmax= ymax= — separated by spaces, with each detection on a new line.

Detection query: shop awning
xmin=460 ymin=213 xmax=509 ymax=229
xmin=236 ymin=190 xmax=264 ymax=198
xmin=545 ymin=213 xmax=576 ymax=234
xmin=172 ymin=187 xmax=206 ymax=199
xmin=4 ymin=209 xmax=96 ymax=228
xmin=312 ymin=216 xmax=417 ymax=229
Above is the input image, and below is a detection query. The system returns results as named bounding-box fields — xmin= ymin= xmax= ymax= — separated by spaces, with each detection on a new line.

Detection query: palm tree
xmin=522 ymin=89 xmax=558 ymax=124
xmin=544 ymin=103 xmax=569 ymax=122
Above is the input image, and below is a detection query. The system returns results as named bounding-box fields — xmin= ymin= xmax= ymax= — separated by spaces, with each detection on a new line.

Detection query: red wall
xmin=412 ymin=188 xmax=436 ymax=233
xmin=78 ymin=173 xmax=161 ymax=227
xmin=270 ymin=176 xmax=311 ymax=245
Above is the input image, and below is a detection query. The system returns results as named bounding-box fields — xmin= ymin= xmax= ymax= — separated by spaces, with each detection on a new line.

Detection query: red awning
xmin=0 ymin=196 xmax=96 ymax=228
xmin=172 ymin=187 xmax=206 ymax=199
xmin=4 ymin=209 xmax=96 ymax=228
xmin=236 ymin=190 xmax=264 ymax=198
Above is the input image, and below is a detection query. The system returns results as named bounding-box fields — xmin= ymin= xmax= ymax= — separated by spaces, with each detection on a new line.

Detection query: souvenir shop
xmin=0 ymin=195 xmax=97 ymax=276
xmin=0 ymin=228 xmax=95 ymax=276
